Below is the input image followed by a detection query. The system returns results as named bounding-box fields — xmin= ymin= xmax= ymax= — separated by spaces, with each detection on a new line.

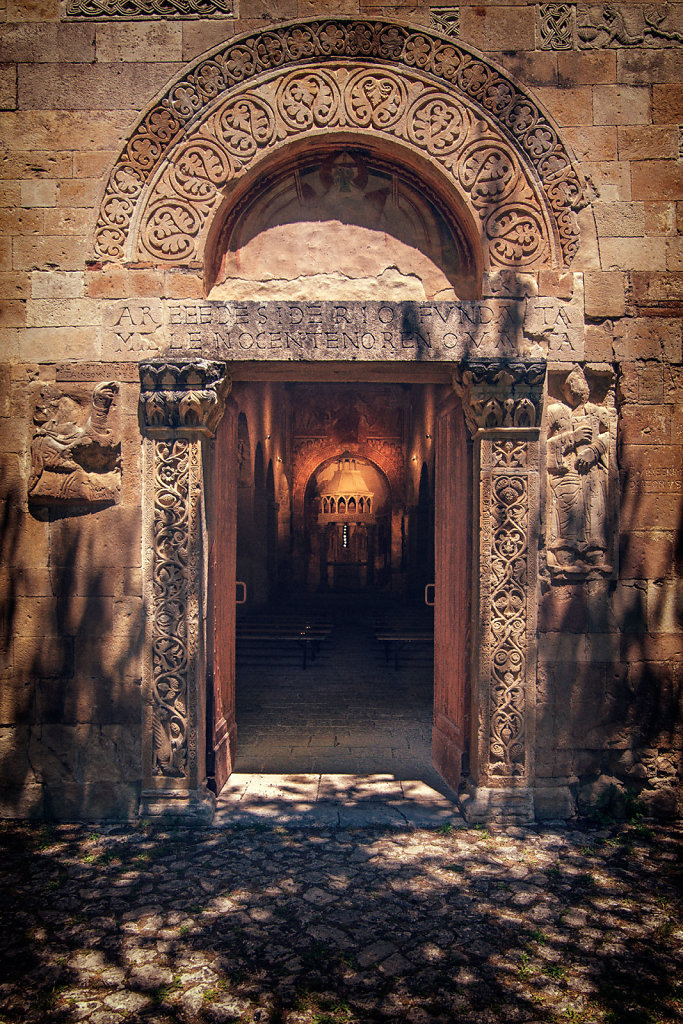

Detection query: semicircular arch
xmin=93 ymin=18 xmax=585 ymax=278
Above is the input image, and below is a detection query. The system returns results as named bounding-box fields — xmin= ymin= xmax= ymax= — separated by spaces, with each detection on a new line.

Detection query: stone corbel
xmin=139 ymin=358 xmax=231 ymax=823
xmin=454 ymin=359 xmax=546 ymax=823
xmin=139 ymin=359 xmax=232 ymax=438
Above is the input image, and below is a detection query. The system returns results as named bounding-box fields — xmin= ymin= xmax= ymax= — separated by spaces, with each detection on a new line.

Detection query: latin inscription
xmin=103 ymin=300 xmax=581 ymax=362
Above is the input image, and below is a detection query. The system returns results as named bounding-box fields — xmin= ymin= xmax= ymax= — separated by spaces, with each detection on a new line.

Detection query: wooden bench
xmin=236 ymin=620 xmax=332 ymax=669
xmin=374 ymin=628 xmax=433 ymax=671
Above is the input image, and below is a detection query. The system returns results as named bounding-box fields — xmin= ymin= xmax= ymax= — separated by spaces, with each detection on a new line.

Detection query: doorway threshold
xmin=213 ymin=773 xmax=464 ymax=828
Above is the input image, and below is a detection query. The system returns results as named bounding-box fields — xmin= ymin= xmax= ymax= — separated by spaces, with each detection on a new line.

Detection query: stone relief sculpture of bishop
xmin=546 ymin=366 xmax=616 ymax=576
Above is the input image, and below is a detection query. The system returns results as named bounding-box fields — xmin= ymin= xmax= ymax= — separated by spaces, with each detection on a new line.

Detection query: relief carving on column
xmin=139 ymin=359 xmax=232 ymax=437
xmin=546 ymin=365 xmax=617 ymax=578
xmin=28 ymin=382 xmax=121 ymax=507
xmin=140 ymin=360 xmax=230 ymax=806
xmin=455 ymin=360 xmax=544 ymax=816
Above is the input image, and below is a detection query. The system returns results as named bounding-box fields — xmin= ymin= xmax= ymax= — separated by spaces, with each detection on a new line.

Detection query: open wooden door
xmin=209 ymin=398 xmax=238 ymax=794
xmin=432 ymin=392 xmax=471 ymax=791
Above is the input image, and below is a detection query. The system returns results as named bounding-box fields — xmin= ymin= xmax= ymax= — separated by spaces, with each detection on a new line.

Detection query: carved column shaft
xmin=139 ymin=360 xmax=231 ymax=821
xmin=455 ymin=361 xmax=545 ymax=823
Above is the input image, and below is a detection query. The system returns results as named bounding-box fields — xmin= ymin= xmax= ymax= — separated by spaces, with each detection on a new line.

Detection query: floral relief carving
xmin=151 ymin=438 xmax=191 ymax=780
xmin=489 ymin=465 xmax=529 ymax=776
xmin=139 ymin=359 xmax=231 ymax=437
xmin=93 ymin=19 xmax=583 ymax=269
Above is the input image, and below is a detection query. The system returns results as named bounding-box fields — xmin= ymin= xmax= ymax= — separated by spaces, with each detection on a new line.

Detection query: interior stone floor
xmin=219 ymin=592 xmax=460 ymax=825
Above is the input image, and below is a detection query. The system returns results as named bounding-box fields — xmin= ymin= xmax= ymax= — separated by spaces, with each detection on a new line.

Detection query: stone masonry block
xmin=585 ymin=323 xmax=614 ymax=361
xmin=50 ymin=506 xmax=142 ymax=569
xmin=26 ymin=297 xmax=102 ymax=327
xmin=535 ymin=86 xmax=593 ymax=126
xmin=12 ymin=236 xmax=85 ymax=272
xmin=0 ymin=65 xmax=17 ymax=111
xmin=0 ymin=209 xmax=43 ymax=235
xmin=0 ymin=183 xmax=21 ymax=208
xmin=58 ymin=180 xmax=102 ymax=209
xmin=563 ymin=126 xmax=617 ymax=162
xmin=0 ymin=273 xmax=31 ymax=300
xmin=618 ymin=50 xmax=682 ymax=87
xmin=614 ymin=317 xmax=682 ymax=362
xmin=96 ymin=22 xmax=183 ymax=63
xmin=18 ymin=327 xmax=99 ymax=362
xmin=644 ymin=202 xmax=676 ymax=236
xmin=0 ymin=24 xmax=95 ymax=63
xmin=618 ymin=126 xmax=679 ymax=161
xmin=0 ymin=302 xmax=26 ymax=329
xmin=0 ymin=111 xmax=134 ymax=152
xmin=631 ymin=161 xmax=683 ymax=202
xmin=557 ymin=50 xmax=615 ymax=87
xmin=594 ymin=202 xmax=645 ymax=238
xmin=486 ymin=50 xmax=557 ymax=88
xmin=7 ymin=0 xmax=60 ymax=21
xmin=648 ymin=578 xmax=683 ymax=634
xmin=0 ymin=150 xmax=72 ymax=181
xmin=652 ymin=84 xmax=683 ymax=124
xmin=583 ymin=160 xmax=631 ymax=202
xmin=593 ymin=86 xmax=651 ymax=126
xmin=600 ymin=237 xmax=666 ymax=272
xmin=620 ymin=405 xmax=671 ymax=446
xmin=620 ymin=533 xmax=674 ymax=581
xmin=20 ymin=180 xmax=57 ymax=208
xmin=181 ymin=20 xmax=237 ymax=62
xmin=73 ymin=152 xmax=117 ymax=179
xmin=43 ymin=208 xmax=93 ymax=236
xmin=459 ymin=5 xmax=535 ymax=51
xmin=666 ymin=238 xmax=683 ymax=272
xmin=630 ymin=272 xmax=683 ymax=307
xmin=31 ymin=271 xmax=84 ymax=299
xmin=17 ymin=62 xmax=184 ymax=111
xmin=584 ymin=270 xmax=625 ymax=318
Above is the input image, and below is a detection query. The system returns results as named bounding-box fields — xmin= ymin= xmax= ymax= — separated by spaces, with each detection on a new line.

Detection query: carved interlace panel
xmin=94 ymin=19 xmax=583 ymax=270
xmin=151 ymin=438 xmax=192 ymax=779
xmin=430 ymin=7 xmax=460 ymax=37
xmin=488 ymin=454 xmax=529 ymax=776
xmin=66 ymin=0 xmax=234 ymax=17
xmin=538 ymin=4 xmax=574 ymax=49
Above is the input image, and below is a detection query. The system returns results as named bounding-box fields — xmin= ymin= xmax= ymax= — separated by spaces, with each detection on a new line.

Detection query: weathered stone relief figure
xmin=546 ymin=366 xmax=616 ymax=575
xmin=28 ymin=382 xmax=121 ymax=507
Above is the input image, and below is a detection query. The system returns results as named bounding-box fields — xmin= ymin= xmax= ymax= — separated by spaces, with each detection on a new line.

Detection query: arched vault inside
xmin=94 ymin=18 xmax=585 ymax=282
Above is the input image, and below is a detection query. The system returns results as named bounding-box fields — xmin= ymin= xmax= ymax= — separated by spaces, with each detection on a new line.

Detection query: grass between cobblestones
xmin=0 ymin=821 xmax=680 ymax=1024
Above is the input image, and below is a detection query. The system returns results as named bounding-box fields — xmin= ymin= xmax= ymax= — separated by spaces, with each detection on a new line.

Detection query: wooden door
xmin=433 ymin=393 xmax=470 ymax=791
xmin=209 ymin=398 xmax=238 ymax=794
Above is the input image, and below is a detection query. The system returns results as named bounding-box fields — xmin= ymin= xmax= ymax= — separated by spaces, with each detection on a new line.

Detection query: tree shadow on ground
xmin=0 ymin=820 xmax=680 ymax=1024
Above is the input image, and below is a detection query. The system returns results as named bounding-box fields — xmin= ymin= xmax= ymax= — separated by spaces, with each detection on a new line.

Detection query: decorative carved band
xmin=66 ymin=0 xmax=234 ymax=17
xmin=454 ymin=360 xmax=546 ymax=435
xmin=139 ymin=359 xmax=231 ymax=436
xmin=93 ymin=18 xmax=583 ymax=269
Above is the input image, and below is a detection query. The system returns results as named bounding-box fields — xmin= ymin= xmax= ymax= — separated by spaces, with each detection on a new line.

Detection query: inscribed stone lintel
xmin=105 ymin=299 xmax=584 ymax=364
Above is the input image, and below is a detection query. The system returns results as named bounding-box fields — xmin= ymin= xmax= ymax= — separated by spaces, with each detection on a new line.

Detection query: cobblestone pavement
xmin=0 ymin=820 xmax=681 ymax=1024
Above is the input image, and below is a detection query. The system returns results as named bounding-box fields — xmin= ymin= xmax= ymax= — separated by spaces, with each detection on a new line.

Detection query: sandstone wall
xmin=0 ymin=0 xmax=681 ymax=819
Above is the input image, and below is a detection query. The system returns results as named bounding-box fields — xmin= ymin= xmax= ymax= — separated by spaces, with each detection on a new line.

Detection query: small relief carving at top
xmin=65 ymin=0 xmax=235 ymax=18
xmin=430 ymin=7 xmax=460 ymax=37
xmin=29 ymin=382 xmax=121 ymax=508
xmin=540 ymin=3 xmax=683 ymax=48
xmin=546 ymin=366 xmax=617 ymax=579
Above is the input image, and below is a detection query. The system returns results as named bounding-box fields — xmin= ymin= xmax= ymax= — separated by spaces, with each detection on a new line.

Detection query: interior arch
xmin=205 ymin=137 xmax=483 ymax=300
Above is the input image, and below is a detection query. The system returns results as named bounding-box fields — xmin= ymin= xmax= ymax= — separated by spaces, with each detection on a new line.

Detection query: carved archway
xmin=94 ymin=18 xmax=584 ymax=278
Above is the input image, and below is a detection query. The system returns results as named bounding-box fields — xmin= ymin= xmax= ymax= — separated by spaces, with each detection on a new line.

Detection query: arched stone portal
xmin=124 ymin=19 xmax=586 ymax=823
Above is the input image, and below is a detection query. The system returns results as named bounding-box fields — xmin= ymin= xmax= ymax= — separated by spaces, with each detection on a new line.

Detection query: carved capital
xmin=453 ymin=360 xmax=546 ymax=435
xmin=139 ymin=360 xmax=231 ymax=437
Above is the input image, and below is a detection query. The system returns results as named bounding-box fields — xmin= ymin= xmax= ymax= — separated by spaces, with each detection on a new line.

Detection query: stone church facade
xmin=0 ymin=1 xmax=681 ymax=822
